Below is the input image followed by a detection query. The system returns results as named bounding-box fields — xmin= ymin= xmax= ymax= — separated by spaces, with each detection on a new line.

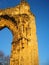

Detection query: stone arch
xmin=0 ymin=15 xmax=19 ymax=65
xmin=0 ymin=15 xmax=17 ymax=24
xmin=0 ymin=15 xmax=18 ymax=42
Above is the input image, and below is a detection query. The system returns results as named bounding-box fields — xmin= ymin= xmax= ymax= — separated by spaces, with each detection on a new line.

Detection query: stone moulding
xmin=0 ymin=1 xmax=39 ymax=65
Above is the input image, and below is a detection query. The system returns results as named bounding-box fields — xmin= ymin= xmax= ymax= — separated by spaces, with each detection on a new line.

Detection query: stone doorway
xmin=0 ymin=27 xmax=13 ymax=56
xmin=0 ymin=27 xmax=13 ymax=65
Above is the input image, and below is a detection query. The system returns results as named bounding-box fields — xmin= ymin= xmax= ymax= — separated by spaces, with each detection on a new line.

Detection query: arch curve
xmin=0 ymin=17 xmax=18 ymax=42
xmin=0 ymin=15 xmax=17 ymax=24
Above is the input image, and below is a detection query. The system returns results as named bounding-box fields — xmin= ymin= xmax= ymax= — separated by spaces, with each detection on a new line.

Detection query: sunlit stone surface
xmin=0 ymin=0 xmax=39 ymax=65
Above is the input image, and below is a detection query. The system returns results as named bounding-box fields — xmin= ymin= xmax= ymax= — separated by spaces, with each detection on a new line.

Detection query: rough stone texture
xmin=0 ymin=1 xmax=39 ymax=65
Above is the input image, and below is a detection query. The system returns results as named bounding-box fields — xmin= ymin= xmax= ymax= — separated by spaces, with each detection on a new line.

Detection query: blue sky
xmin=0 ymin=0 xmax=49 ymax=65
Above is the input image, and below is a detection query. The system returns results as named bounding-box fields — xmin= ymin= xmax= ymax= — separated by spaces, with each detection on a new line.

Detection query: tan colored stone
xmin=0 ymin=1 xmax=39 ymax=65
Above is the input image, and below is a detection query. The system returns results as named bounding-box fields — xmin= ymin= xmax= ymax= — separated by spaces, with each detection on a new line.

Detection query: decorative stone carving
xmin=0 ymin=1 xmax=38 ymax=65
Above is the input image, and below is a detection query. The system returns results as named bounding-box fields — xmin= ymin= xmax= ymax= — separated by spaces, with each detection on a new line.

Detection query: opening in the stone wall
xmin=0 ymin=27 xmax=13 ymax=65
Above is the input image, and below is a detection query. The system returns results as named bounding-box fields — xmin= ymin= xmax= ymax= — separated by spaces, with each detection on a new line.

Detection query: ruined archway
xmin=0 ymin=1 xmax=39 ymax=65
xmin=0 ymin=15 xmax=18 ymax=65
xmin=0 ymin=15 xmax=18 ymax=41
xmin=0 ymin=27 xmax=13 ymax=55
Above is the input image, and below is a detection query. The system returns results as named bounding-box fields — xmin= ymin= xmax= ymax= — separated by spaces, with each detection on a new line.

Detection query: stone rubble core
xmin=0 ymin=1 xmax=39 ymax=65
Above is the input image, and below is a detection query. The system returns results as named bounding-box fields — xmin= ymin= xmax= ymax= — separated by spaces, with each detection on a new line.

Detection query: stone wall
xmin=0 ymin=1 xmax=38 ymax=65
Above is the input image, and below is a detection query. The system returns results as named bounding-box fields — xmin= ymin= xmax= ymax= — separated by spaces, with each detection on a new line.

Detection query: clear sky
xmin=0 ymin=0 xmax=49 ymax=65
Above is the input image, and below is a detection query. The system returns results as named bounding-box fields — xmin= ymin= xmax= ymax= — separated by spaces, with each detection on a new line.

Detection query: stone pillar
xmin=10 ymin=14 xmax=38 ymax=65
xmin=0 ymin=1 xmax=39 ymax=65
